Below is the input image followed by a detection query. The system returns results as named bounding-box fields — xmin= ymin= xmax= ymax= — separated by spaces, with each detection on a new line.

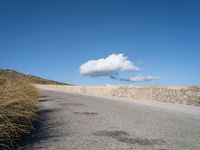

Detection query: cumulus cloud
xmin=80 ymin=53 xmax=158 ymax=83
xmin=110 ymin=75 xmax=158 ymax=82
xmin=80 ymin=53 xmax=139 ymax=77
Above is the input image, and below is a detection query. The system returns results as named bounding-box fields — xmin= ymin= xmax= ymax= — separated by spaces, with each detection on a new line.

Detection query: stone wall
xmin=36 ymin=85 xmax=200 ymax=106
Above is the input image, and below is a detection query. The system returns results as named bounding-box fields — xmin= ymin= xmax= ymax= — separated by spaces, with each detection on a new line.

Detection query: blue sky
xmin=0 ymin=0 xmax=199 ymax=86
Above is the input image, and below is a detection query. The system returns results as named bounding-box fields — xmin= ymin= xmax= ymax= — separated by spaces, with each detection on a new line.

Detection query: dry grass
xmin=0 ymin=78 xmax=38 ymax=149
xmin=0 ymin=69 xmax=73 ymax=85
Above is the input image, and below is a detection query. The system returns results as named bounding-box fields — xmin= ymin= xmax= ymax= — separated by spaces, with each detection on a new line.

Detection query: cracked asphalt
xmin=19 ymin=90 xmax=200 ymax=150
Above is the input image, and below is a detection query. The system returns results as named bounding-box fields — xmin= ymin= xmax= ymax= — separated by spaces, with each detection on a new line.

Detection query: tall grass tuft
xmin=0 ymin=78 xmax=38 ymax=149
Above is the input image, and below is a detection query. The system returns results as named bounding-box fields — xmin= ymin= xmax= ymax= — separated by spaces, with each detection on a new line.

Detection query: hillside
xmin=0 ymin=69 xmax=73 ymax=85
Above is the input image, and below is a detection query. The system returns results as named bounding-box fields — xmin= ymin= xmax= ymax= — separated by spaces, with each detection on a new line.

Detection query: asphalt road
xmin=19 ymin=90 xmax=200 ymax=150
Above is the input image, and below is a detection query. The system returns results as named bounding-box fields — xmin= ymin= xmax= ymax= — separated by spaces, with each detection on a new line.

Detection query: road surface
xmin=19 ymin=90 xmax=200 ymax=150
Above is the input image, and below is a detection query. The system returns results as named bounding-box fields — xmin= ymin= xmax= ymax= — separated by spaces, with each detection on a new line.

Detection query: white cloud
xmin=106 ymin=83 xmax=113 ymax=87
xmin=128 ymin=76 xmax=158 ymax=82
xmin=80 ymin=53 xmax=139 ymax=77
xmin=110 ymin=75 xmax=158 ymax=82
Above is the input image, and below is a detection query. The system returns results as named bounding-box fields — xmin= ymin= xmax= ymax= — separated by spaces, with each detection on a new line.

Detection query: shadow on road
xmin=16 ymin=95 xmax=64 ymax=150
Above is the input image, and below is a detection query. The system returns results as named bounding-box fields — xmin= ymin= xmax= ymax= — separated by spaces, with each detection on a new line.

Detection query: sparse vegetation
xmin=0 ymin=78 xmax=38 ymax=149
xmin=0 ymin=69 xmax=73 ymax=85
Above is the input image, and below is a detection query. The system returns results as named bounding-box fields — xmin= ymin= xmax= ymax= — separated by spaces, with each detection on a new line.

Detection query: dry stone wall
xmin=36 ymin=85 xmax=200 ymax=106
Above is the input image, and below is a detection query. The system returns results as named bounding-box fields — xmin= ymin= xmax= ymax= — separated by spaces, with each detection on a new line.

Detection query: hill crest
xmin=0 ymin=69 xmax=72 ymax=85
